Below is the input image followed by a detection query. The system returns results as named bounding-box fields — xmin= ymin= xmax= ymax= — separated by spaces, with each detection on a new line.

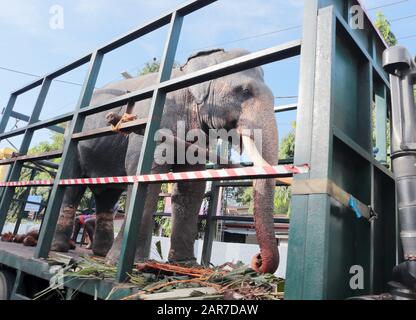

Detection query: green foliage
xmin=375 ymin=12 xmax=397 ymax=47
xmin=138 ymin=58 xmax=179 ymax=76
xmin=274 ymin=187 xmax=291 ymax=216
xmin=139 ymin=58 xmax=161 ymax=76
xmin=279 ymin=122 xmax=296 ymax=159
xmin=239 ymin=186 xmax=291 ymax=216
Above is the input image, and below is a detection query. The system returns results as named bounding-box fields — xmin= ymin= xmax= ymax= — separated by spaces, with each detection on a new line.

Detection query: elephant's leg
xmin=169 ymin=180 xmax=206 ymax=263
xmin=51 ymin=185 xmax=87 ymax=252
xmin=92 ymin=189 xmax=123 ymax=257
xmin=106 ymin=182 xmax=162 ymax=264
xmin=106 ymin=185 xmax=133 ymax=264
xmin=106 ymin=130 xmax=170 ymax=264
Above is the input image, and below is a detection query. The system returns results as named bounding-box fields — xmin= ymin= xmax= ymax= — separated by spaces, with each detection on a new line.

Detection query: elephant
xmin=51 ymin=48 xmax=280 ymax=274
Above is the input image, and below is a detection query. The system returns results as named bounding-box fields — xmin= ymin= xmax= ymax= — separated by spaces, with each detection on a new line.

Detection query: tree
xmin=138 ymin=58 xmax=179 ymax=76
xmin=375 ymin=12 xmax=397 ymax=47
xmin=280 ymin=122 xmax=296 ymax=159
xmin=139 ymin=58 xmax=161 ymax=76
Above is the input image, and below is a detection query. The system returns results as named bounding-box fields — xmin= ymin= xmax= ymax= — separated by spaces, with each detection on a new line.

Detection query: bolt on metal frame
xmin=0 ymin=0 xmax=396 ymax=299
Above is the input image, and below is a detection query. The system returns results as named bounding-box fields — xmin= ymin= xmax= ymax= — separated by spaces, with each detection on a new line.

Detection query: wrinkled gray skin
xmin=51 ymin=49 xmax=280 ymax=274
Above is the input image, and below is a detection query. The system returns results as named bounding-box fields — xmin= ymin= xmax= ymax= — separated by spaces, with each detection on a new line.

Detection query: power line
xmin=1 ymin=1 xmax=413 ymax=90
xmin=367 ymin=0 xmax=410 ymax=11
xmin=391 ymin=13 xmax=416 ymax=22
xmin=275 ymin=96 xmax=298 ymax=100
xmin=398 ymin=33 xmax=416 ymax=40
xmin=189 ymin=25 xmax=302 ymax=53
xmin=0 ymin=66 xmax=83 ymax=87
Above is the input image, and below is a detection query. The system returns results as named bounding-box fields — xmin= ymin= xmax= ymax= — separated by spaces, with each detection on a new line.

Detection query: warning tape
xmin=0 ymin=164 xmax=309 ymax=187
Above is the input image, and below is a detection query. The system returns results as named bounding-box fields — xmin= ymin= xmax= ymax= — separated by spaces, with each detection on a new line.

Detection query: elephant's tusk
xmin=242 ymin=135 xmax=269 ymax=167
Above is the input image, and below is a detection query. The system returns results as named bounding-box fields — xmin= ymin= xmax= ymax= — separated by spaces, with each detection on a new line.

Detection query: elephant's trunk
xmin=242 ymin=116 xmax=279 ymax=274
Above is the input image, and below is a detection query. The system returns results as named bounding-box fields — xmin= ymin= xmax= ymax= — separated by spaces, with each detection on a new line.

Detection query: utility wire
xmin=1 ymin=1 xmax=414 ymax=89
xmin=0 ymin=66 xmax=83 ymax=87
xmin=367 ymin=0 xmax=410 ymax=11
xmin=188 ymin=25 xmax=302 ymax=53
xmin=391 ymin=13 xmax=416 ymax=22
xmin=398 ymin=33 xmax=416 ymax=40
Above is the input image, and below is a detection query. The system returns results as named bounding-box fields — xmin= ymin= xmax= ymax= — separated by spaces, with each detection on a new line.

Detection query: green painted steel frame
xmin=0 ymin=0 xmax=396 ymax=300
xmin=0 ymin=0 xmax=302 ymax=291
xmin=286 ymin=0 xmax=396 ymax=300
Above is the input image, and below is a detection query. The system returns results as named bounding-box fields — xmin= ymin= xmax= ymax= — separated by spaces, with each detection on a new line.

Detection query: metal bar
xmin=0 ymin=112 xmax=73 ymax=141
xmin=152 ymin=212 xmax=290 ymax=225
xmin=2 ymin=41 xmax=301 ymax=142
xmin=0 ymin=150 xmax=62 ymax=166
xmin=274 ymin=104 xmax=298 ymax=113
xmin=32 ymin=160 xmax=59 ymax=170
xmin=35 ymin=51 xmax=104 ymax=259
xmin=0 ymin=95 xmax=17 ymax=134
xmin=9 ymin=111 xmax=29 ymax=122
xmin=286 ymin=2 xmax=331 ymax=300
xmin=116 ymin=11 xmax=184 ymax=282
xmin=98 ymin=0 xmax=216 ymax=54
xmin=160 ymin=40 xmax=302 ymax=92
xmin=9 ymin=111 xmax=65 ymax=134
xmin=0 ymin=78 xmax=51 ymax=233
xmin=11 ymin=54 xmax=91 ymax=96
xmin=80 ymin=40 xmax=302 ymax=117
xmin=201 ymin=182 xmax=220 ymax=267
xmin=333 ymin=127 xmax=393 ymax=179
xmin=213 ymin=215 xmax=289 ymax=224
xmin=13 ymin=169 xmax=37 ymax=235
xmin=375 ymin=84 xmax=388 ymax=164
xmin=217 ymin=179 xmax=292 ymax=187
xmin=71 ymin=118 xmax=147 ymax=141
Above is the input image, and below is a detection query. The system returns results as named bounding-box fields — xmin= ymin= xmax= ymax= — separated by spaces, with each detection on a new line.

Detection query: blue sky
xmin=0 ymin=0 xmax=415 ymax=151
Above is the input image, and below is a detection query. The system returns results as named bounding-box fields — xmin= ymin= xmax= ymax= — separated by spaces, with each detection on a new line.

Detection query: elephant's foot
xmin=92 ymin=212 xmax=114 ymax=257
xmin=51 ymin=206 xmax=76 ymax=253
xmin=105 ymin=245 xmax=149 ymax=266
xmin=105 ymin=248 xmax=120 ymax=266
xmin=168 ymin=246 xmax=197 ymax=266
xmin=168 ymin=257 xmax=199 ymax=267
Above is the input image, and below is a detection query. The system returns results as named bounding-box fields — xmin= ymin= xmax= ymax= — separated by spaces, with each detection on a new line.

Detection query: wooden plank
xmin=72 ymin=118 xmax=148 ymax=141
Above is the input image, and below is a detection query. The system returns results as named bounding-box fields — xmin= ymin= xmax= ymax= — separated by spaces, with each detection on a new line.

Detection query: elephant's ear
xmin=181 ymin=49 xmax=225 ymax=104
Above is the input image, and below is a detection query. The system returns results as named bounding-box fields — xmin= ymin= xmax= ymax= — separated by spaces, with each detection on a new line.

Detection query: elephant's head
xmin=181 ymin=49 xmax=279 ymax=274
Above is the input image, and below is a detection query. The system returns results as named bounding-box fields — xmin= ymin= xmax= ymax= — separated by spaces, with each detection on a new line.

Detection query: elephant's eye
xmin=242 ymin=88 xmax=251 ymax=96
xmin=235 ymin=85 xmax=252 ymax=98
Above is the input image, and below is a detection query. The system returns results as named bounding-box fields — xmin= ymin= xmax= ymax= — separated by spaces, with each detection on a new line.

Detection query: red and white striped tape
xmin=0 ymin=164 xmax=309 ymax=188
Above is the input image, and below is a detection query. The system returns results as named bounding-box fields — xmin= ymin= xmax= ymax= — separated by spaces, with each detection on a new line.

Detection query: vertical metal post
xmin=375 ymin=84 xmax=388 ymax=164
xmin=116 ymin=12 xmax=183 ymax=282
xmin=35 ymin=52 xmax=103 ymax=259
xmin=286 ymin=4 xmax=335 ymax=300
xmin=201 ymin=182 xmax=220 ymax=267
xmin=13 ymin=169 xmax=37 ymax=235
xmin=0 ymin=78 xmax=51 ymax=232
xmin=285 ymin=0 xmax=319 ymax=300
xmin=0 ymin=96 xmax=18 ymax=201
xmin=0 ymin=94 xmax=17 ymax=134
